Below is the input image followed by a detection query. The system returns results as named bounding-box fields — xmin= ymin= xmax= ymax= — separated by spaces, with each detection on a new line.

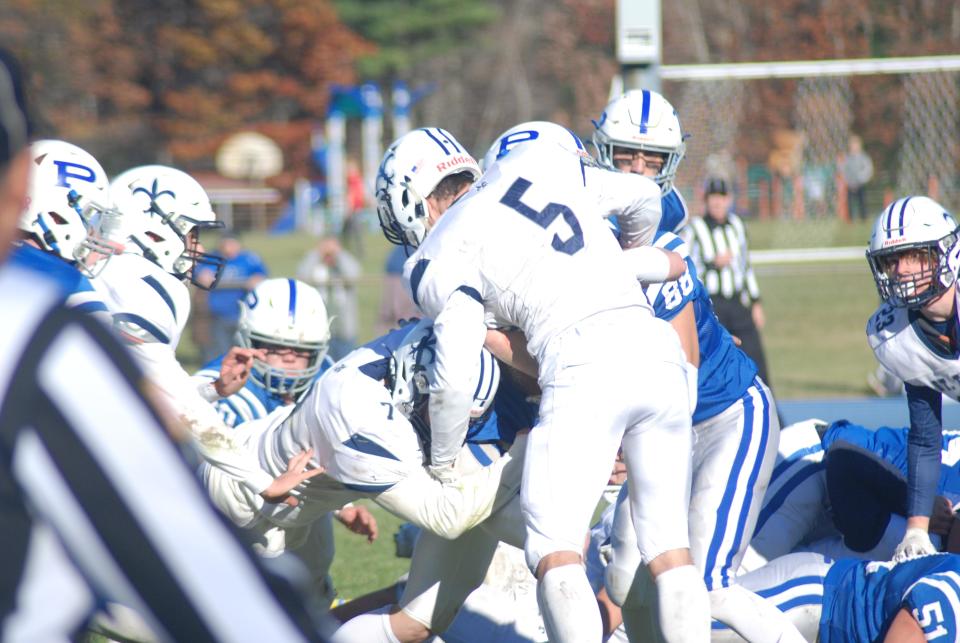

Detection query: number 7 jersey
xmin=404 ymin=141 xmax=659 ymax=362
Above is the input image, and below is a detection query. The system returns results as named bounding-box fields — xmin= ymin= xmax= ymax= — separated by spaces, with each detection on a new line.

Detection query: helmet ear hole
xmin=401 ymin=189 xmax=410 ymax=208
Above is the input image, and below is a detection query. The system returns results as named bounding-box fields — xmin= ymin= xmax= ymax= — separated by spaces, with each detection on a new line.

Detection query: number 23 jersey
xmin=404 ymin=141 xmax=657 ymax=362
xmin=867 ymin=293 xmax=960 ymax=400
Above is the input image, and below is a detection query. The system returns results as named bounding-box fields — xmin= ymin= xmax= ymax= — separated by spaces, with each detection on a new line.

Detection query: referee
xmin=0 ymin=50 xmax=327 ymax=642
xmin=688 ymin=177 xmax=771 ymax=385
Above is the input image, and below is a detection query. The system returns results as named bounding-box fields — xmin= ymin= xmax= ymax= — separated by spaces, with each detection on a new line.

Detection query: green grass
xmin=330 ymin=501 xmax=411 ymax=599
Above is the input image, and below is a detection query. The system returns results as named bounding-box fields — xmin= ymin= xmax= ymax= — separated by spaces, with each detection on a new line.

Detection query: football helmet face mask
xmin=110 ymin=165 xmax=225 ymax=289
xmin=375 ymin=127 xmax=481 ymax=249
xmin=593 ymin=89 xmax=685 ymax=195
xmin=482 ymin=120 xmax=590 ymax=170
xmin=236 ymin=278 xmax=331 ymax=398
xmin=389 ymin=319 xmax=500 ymax=446
xmin=866 ymin=196 xmax=960 ymax=308
xmin=18 ymin=140 xmax=117 ymax=276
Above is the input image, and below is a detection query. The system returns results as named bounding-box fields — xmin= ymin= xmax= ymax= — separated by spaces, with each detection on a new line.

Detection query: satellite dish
xmin=216 ymin=131 xmax=283 ymax=181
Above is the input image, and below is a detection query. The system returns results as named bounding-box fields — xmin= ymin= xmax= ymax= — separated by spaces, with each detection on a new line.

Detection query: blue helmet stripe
xmin=287 ymin=278 xmax=297 ymax=324
xmin=897 ymin=197 xmax=912 ymax=236
xmin=639 ymin=89 xmax=651 ymax=134
xmin=422 ymin=128 xmax=450 ymax=155
xmin=885 ymin=200 xmax=897 ymax=239
xmin=439 ymin=128 xmax=462 ymax=153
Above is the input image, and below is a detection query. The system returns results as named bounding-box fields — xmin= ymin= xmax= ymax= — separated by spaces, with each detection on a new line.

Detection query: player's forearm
xmin=430 ymin=294 xmax=487 ymax=466
xmin=623 ymin=246 xmax=686 ymax=282
xmin=906 ymin=383 xmax=944 ymax=519
xmin=375 ymin=436 xmax=526 ymax=539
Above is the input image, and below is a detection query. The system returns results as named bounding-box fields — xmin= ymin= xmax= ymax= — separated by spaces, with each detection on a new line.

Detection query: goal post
xmin=656 ymin=55 xmax=960 ymax=223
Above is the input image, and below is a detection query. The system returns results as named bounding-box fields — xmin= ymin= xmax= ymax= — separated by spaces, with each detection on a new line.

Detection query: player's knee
xmin=535 ymin=550 xmax=581 ymax=578
xmin=390 ymin=609 xmax=432 ymax=643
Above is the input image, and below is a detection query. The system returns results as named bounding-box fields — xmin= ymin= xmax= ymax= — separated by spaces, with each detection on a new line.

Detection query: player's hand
xmin=931 ymin=496 xmax=955 ymax=535
xmin=893 ymin=527 xmax=937 ymax=562
xmin=714 ymin=251 xmax=733 ymax=268
xmin=428 ymin=461 xmax=460 ymax=485
xmin=261 ymin=448 xmax=324 ymax=507
xmin=336 ymin=505 xmax=379 ymax=543
xmin=215 ymin=347 xmax=267 ymax=397
xmin=608 ymin=451 xmax=627 ymax=486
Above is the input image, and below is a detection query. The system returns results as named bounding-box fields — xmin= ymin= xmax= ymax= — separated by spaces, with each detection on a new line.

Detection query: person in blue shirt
xmin=199 ymin=232 xmax=268 ymax=362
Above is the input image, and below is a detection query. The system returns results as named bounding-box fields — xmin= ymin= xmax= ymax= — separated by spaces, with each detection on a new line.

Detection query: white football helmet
xmin=593 ymin=89 xmax=685 ymax=194
xmin=482 ymin=121 xmax=590 ymax=170
xmin=866 ymin=196 xmax=960 ymax=308
xmin=375 ymin=127 xmax=481 ymax=249
xmin=236 ymin=278 xmax=331 ymax=398
xmin=110 ymin=165 xmax=225 ymax=288
xmin=18 ymin=139 xmax=117 ymax=275
xmin=389 ymin=319 xmax=500 ymax=444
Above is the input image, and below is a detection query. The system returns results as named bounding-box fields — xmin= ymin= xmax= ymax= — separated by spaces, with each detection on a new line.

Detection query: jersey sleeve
xmin=111 ymin=275 xmax=189 ymax=350
xmin=584 ymin=166 xmax=662 ymax=248
xmin=643 ymin=233 xmax=698 ymax=321
xmin=902 ymin=572 xmax=960 ymax=641
xmin=905 ymin=382 xmax=944 ymax=518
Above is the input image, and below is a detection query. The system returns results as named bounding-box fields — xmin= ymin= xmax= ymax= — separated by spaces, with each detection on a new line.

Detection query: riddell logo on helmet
xmin=436 ymin=155 xmax=473 ymax=172
xmin=883 ymin=237 xmax=907 ymax=247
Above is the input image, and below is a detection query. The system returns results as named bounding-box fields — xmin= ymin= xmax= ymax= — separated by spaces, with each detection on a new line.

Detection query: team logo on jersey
xmin=53 ymin=160 xmax=98 ymax=189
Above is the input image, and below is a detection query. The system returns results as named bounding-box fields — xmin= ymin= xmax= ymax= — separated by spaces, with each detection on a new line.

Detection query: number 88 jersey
xmin=642 ymin=230 xmax=757 ymax=424
xmin=404 ymin=140 xmax=660 ymax=362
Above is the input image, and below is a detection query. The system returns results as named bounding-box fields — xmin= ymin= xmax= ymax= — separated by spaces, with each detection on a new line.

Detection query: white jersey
xmin=406 ymin=142 xmax=658 ymax=361
xmin=867 ymin=298 xmax=960 ymax=399
xmin=405 ymin=142 xmax=663 ymax=465
xmin=97 ymin=252 xmax=273 ymax=493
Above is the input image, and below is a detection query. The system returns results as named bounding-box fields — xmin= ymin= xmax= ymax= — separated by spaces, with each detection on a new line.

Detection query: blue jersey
xmin=821 ymin=554 xmax=960 ymax=643
xmin=823 ymin=420 xmax=960 ymax=500
xmin=643 ymin=230 xmax=758 ymax=424
xmin=658 ymin=187 xmax=689 ymax=234
xmin=8 ymin=244 xmax=108 ymax=316
xmin=195 ymin=353 xmax=335 ymax=428
xmin=204 ymin=250 xmax=268 ymax=319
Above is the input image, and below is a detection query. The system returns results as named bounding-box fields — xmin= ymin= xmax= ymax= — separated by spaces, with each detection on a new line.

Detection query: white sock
xmin=709 ymin=584 xmax=806 ymax=643
xmin=654 ymin=564 xmax=710 ymax=643
xmin=331 ymin=609 xmax=400 ymax=643
xmin=537 ymin=564 xmax=602 ymax=643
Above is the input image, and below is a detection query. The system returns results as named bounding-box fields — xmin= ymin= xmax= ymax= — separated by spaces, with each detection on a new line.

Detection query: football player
xmin=96 ymin=165 xmax=317 ymax=505
xmin=193 ymin=277 xmax=373 ymax=605
xmin=717 ymin=552 xmax=960 ymax=642
xmin=866 ymin=196 xmax=960 ymax=560
xmin=602 ymin=223 xmax=797 ymax=641
xmin=377 ymin=126 xmax=708 ymax=642
xmin=593 ymin=89 xmax=690 ymax=234
xmin=10 ymin=139 xmax=113 ymax=316
xmin=745 ymin=418 xmax=960 ymax=571
xmin=194 ymin=277 xmax=335 ymax=426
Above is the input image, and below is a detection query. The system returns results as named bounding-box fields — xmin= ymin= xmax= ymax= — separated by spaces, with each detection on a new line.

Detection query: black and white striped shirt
xmin=687 ymin=212 xmax=761 ymax=307
xmin=0 ymin=265 xmax=326 ymax=642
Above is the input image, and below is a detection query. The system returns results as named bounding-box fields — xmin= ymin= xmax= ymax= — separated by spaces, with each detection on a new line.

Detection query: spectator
xmin=688 ymin=177 xmax=772 ymax=385
xmin=842 ymin=134 xmax=874 ymax=221
xmin=377 ymin=245 xmax=419 ymax=334
xmin=297 ymin=236 xmax=361 ymax=360
xmin=340 ymin=158 xmax=366 ymax=259
xmin=199 ymin=232 xmax=267 ymax=362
